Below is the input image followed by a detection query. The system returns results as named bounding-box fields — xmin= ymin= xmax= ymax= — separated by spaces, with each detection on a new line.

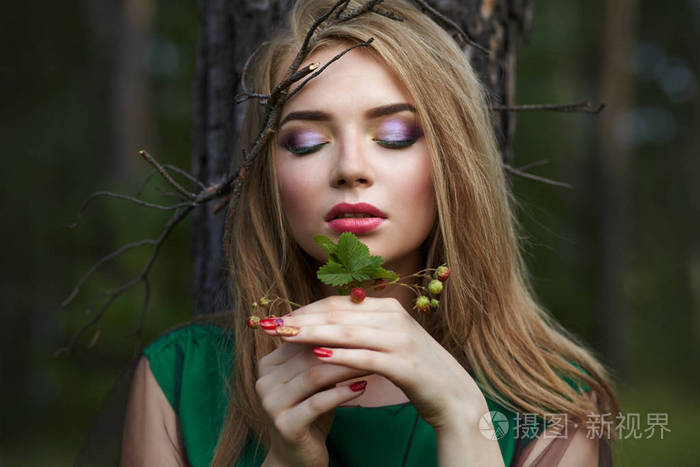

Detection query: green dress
xmin=143 ymin=324 xmax=589 ymax=467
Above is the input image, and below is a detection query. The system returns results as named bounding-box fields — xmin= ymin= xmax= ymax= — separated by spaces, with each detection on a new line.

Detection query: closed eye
xmin=373 ymin=138 xmax=418 ymax=149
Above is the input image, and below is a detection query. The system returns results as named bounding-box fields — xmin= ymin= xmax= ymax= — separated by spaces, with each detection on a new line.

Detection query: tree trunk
xmin=596 ymin=0 xmax=637 ymax=377
xmin=192 ymin=0 xmax=530 ymax=314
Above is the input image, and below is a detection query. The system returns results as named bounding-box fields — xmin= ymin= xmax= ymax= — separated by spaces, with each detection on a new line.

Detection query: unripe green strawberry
xmin=351 ymin=287 xmax=366 ymax=303
xmin=414 ymin=295 xmax=430 ymax=313
xmin=246 ymin=315 xmax=261 ymax=329
xmin=430 ymin=298 xmax=439 ymax=309
xmin=375 ymin=278 xmax=387 ymax=290
xmin=434 ymin=265 xmax=450 ymax=282
xmin=428 ymin=279 xmax=443 ymax=295
xmin=259 ymin=297 xmax=271 ymax=308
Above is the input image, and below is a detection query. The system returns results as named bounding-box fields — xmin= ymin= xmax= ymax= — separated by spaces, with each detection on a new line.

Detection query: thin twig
xmin=61 ymin=239 xmax=157 ymax=308
xmin=153 ymin=186 xmax=189 ymax=200
xmin=68 ymin=191 xmax=194 ymax=228
xmin=337 ymin=0 xmax=384 ymax=21
xmin=137 ymin=163 xmax=206 ymax=196
xmin=235 ymin=92 xmax=272 ymax=104
xmin=333 ymin=0 xmax=351 ymax=19
xmin=516 ymin=159 xmax=549 ymax=172
xmin=56 ymin=206 xmax=193 ymax=356
xmin=490 ymin=101 xmax=605 ymax=114
xmin=161 ymin=163 xmax=207 ymax=190
xmin=284 ymin=39 xmax=374 ymax=102
xmin=409 ymin=0 xmax=490 ymax=55
xmin=372 ymin=6 xmax=404 ymax=21
xmin=503 ymin=163 xmax=573 ymax=188
xmin=139 ymin=150 xmax=197 ymax=200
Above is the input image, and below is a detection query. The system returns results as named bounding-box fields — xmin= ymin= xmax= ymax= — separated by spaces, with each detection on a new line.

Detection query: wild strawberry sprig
xmin=245 ymin=295 xmax=303 ymax=329
xmin=247 ymin=232 xmax=450 ymax=328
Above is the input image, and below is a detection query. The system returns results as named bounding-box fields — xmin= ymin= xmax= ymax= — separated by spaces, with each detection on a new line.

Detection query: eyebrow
xmin=278 ymin=102 xmax=416 ymax=127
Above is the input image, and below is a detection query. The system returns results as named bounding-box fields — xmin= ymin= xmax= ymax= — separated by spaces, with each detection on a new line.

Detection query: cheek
xmin=276 ymin=159 xmax=320 ymax=226
xmin=388 ymin=151 xmax=436 ymax=217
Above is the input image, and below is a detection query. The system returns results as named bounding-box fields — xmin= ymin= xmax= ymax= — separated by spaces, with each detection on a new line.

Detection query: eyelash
xmin=283 ymin=138 xmax=418 ymax=156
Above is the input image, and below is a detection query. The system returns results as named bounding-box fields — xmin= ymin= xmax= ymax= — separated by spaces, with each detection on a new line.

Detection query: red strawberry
xmin=434 ymin=265 xmax=450 ymax=282
xmin=246 ymin=316 xmax=261 ymax=329
xmin=351 ymin=287 xmax=366 ymax=304
xmin=375 ymin=278 xmax=387 ymax=290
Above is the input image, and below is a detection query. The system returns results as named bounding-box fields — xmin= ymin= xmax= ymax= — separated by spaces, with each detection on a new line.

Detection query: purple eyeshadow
xmin=280 ymin=130 xmax=324 ymax=150
xmin=377 ymin=119 xmax=422 ymax=141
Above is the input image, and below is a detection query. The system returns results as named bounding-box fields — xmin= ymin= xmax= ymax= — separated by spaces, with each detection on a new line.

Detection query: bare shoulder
xmin=515 ymin=391 xmax=602 ymax=467
xmin=120 ymin=356 xmax=188 ymax=467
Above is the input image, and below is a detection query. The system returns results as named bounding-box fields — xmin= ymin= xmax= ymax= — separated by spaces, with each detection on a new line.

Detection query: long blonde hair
xmin=212 ymin=0 xmax=621 ymax=463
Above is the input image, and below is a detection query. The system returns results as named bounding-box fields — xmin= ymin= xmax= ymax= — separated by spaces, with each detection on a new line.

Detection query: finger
xmin=272 ymin=309 xmax=405 ymax=331
xmin=279 ymin=325 xmax=401 ymax=351
xmin=275 ymin=381 xmax=368 ymax=440
xmin=280 ymin=295 xmax=387 ymax=318
xmin=258 ymin=342 xmax=306 ymax=373
xmin=265 ymin=362 xmax=371 ymax=415
xmin=311 ymin=347 xmax=409 ymax=385
xmin=260 ymin=346 xmax=321 ymax=385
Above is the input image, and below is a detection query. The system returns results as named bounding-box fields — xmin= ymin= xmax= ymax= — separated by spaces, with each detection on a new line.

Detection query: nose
xmin=329 ymin=131 xmax=374 ymax=189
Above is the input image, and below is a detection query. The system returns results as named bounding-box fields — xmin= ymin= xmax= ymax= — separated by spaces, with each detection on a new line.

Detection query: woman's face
xmin=274 ymin=44 xmax=436 ymax=272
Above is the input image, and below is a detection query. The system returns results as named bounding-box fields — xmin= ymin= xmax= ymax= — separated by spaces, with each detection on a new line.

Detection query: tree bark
xmin=596 ymin=0 xmax=637 ymax=376
xmin=192 ymin=0 xmax=530 ymax=314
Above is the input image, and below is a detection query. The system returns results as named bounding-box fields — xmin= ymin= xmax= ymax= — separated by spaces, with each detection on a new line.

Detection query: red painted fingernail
xmin=350 ymin=380 xmax=367 ymax=392
xmin=313 ymin=347 xmax=333 ymax=358
xmin=260 ymin=318 xmax=282 ymax=330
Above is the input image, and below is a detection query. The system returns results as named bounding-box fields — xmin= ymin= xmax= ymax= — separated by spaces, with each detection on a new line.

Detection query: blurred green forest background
xmin=1 ymin=0 xmax=697 ymax=465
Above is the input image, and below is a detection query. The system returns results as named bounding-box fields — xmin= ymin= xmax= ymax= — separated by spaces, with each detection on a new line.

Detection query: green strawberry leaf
xmin=336 ymin=233 xmax=383 ymax=271
xmin=316 ymin=262 xmax=354 ymax=286
xmin=314 ymin=232 xmax=400 ymax=290
xmin=313 ymin=235 xmax=341 ymax=263
xmin=314 ymin=235 xmax=337 ymax=256
xmin=371 ymin=267 xmax=400 ymax=281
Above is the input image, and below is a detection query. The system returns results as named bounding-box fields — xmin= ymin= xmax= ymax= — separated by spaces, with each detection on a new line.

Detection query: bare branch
xmin=139 ymin=150 xmax=197 ymax=200
xmin=503 ymin=163 xmax=573 ymax=189
xmin=337 ymin=0 xmax=384 ymax=21
xmin=61 ymin=239 xmax=157 ymax=307
xmin=68 ymin=191 xmax=194 ymax=228
xmin=491 ymin=101 xmax=605 ymax=114
xmin=284 ymin=39 xmax=374 ymax=102
xmin=161 ymin=163 xmax=207 ymax=190
xmin=333 ymin=0 xmax=351 ymax=19
xmin=235 ymin=91 xmax=272 ymax=105
xmin=287 ymin=0 xmax=350 ymax=74
xmin=516 ymin=159 xmax=550 ymax=172
xmin=153 ymin=186 xmax=190 ymax=200
xmin=57 ymin=206 xmax=194 ymax=357
xmin=409 ymin=0 xmax=490 ymax=55
xmin=371 ymin=6 xmax=405 ymax=21
xmin=137 ymin=162 xmax=204 ymax=196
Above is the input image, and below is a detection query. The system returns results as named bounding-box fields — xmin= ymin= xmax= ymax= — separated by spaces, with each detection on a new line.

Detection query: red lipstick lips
xmin=325 ymin=202 xmax=387 ymax=234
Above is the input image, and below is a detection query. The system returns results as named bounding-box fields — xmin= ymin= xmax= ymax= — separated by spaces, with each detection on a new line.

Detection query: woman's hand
xmin=256 ymin=340 xmax=373 ymax=467
xmin=265 ymin=295 xmax=490 ymax=434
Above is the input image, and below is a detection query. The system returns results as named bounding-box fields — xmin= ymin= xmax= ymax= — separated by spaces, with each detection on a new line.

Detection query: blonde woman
xmin=121 ymin=0 xmax=620 ymax=465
